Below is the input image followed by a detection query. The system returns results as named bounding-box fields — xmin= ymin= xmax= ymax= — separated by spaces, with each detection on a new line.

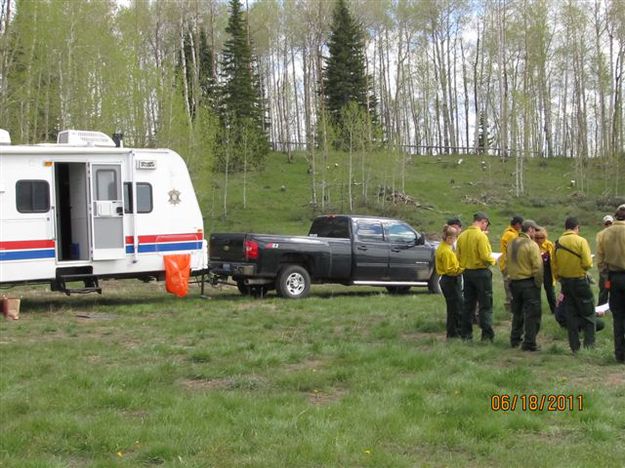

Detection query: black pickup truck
xmin=208 ymin=215 xmax=440 ymax=299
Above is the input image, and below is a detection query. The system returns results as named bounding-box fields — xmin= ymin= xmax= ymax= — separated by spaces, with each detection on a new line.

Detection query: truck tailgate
xmin=209 ymin=233 xmax=246 ymax=262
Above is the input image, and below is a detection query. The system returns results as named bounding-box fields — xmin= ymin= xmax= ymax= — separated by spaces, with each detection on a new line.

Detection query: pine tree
xmin=198 ymin=29 xmax=215 ymax=109
xmin=322 ymin=0 xmax=376 ymax=132
xmin=218 ymin=0 xmax=268 ymax=171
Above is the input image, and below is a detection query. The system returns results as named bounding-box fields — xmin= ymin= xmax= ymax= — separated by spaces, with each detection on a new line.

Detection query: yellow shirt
xmin=553 ymin=230 xmax=593 ymax=279
xmin=596 ymin=220 xmax=625 ymax=273
xmin=498 ymin=226 xmax=520 ymax=272
xmin=537 ymin=238 xmax=556 ymax=284
xmin=456 ymin=225 xmax=496 ymax=270
xmin=435 ymin=242 xmax=464 ymax=276
xmin=506 ymin=233 xmax=543 ymax=287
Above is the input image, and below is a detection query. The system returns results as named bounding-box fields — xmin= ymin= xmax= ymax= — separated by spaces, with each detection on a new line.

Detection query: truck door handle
xmin=391 ymin=247 xmax=401 ymax=253
xmin=357 ymin=245 xmax=368 ymax=251
xmin=116 ymin=206 xmax=124 ymax=215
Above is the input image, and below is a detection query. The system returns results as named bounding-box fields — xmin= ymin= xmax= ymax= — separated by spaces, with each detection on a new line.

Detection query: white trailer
xmin=0 ymin=130 xmax=207 ymax=294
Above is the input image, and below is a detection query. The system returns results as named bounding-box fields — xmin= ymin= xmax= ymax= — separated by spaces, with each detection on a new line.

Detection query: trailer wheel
xmin=428 ymin=272 xmax=442 ymax=294
xmin=386 ymin=286 xmax=411 ymax=295
xmin=276 ymin=265 xmax=311 ymax=299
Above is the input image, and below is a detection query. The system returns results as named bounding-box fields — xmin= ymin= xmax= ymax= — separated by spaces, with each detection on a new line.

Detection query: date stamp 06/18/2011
xmin=490 ymin=394 xmax=584 ymax=412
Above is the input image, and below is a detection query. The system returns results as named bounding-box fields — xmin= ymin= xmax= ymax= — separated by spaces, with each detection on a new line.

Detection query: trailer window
xmin=96 ymin=169 xmax=118 ymax=201
xmin=124 ymin=182 xmax=153 ymax=213
xmin=16 ymin=180 xmax=50 ymax=213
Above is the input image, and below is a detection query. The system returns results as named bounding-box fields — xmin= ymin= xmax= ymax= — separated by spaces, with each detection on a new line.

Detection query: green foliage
xmin=177 ymin=27 xmax=216 ymax=120
xmin=2 ymin=0 xmax=176 ymax=147
xmin=476 ymin=111 xmax=493 ymax=153
xmin=322 ymin=0 xmax=377 ymax=148
xmin=217 ymin=0 xmax=269 ymax=172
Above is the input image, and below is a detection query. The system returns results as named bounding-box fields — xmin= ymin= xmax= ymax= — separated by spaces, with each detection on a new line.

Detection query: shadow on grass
xmin=16 ymin=281 xmax=436 ymax=314
xmin=313 ymin=289 xmax=432 ymax=299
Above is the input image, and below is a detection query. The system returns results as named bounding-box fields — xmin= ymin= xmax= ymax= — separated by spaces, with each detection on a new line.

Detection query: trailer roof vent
xmin=0 ymin=129 xmax=11 ymax=145
xmin=57 ymin=130 xmax=116 ymax=147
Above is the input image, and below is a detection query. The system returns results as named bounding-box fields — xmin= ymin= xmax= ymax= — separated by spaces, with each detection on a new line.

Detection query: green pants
xmin=510 ymin=279 xmax=542 ymax=350
xmin=560 ymin=277 xmax=596 ymax=351
xmin=461 ymin=268 xmax=494 ymax=341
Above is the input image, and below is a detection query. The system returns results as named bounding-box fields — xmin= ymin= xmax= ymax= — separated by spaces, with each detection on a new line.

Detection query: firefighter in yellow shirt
xmin=596 ymin=215 xmax=614 ymax=306
xmin=507 ymin=220 xmax=543 ymax=351
xmin=596 ymin=206 xmax=625 ymax=364
xmin=435 ymin=224 xmax=464 ymax=339
xmin=533 ymin=227 xmax=556 ymax=314
xmin=553 ymin=216 xmax=595 ymax=352
xmin=456 ymin=212 xmax=496 ymax=341
xmin=498 ymin=215 xmax=524 ymax=311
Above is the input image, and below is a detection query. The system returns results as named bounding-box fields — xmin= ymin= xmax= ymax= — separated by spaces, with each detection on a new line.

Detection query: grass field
xmin=1 ymin=152 xmax=624 ymax=466
xmin=1 ymin=279 xmax=624 ymax=466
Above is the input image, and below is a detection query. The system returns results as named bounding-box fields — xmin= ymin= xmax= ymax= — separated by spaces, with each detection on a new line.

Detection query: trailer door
xmin=90 ymin=163 xmax=125 ymax=260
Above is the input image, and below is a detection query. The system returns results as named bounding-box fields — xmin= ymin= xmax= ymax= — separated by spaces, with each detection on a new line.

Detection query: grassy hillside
xmin=201 ymin=151 xmax=624 ymax=247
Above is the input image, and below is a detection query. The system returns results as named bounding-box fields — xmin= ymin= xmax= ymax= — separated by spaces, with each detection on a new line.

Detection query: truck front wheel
xmin=276 ymin=265 xmax=311 ymax=299
xmin=428 ymin=272 xmax=442 ymax=294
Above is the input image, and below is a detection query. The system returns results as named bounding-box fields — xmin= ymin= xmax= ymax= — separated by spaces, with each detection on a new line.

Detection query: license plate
xmin=223 ymin=263 xmax=231 ymax=271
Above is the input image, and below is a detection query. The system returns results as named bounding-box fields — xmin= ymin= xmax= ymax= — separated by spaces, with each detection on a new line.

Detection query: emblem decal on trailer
xmin=168 ymin=189 xmax=181 ymax=206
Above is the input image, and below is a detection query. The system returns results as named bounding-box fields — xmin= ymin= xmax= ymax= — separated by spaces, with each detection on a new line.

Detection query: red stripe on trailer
xmin=0 ymin=239 xmax=56 ymax=250
xmin=124 ymin=233 xmax=203 ymax=245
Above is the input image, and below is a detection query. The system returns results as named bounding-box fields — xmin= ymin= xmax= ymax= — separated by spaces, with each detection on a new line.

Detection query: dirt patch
xmin=123 ymin=410 xmax=149 ymax=420
xmin=402 ymin=331 xmax=445 ymax=344
xmin=180 ymin=377 xmax=233 ymax=391
xmin=306 ymin=387 xmax=347 ymax=406
xmin=284 ymin=359 xmax=326 ymax=373
xmin=605 ymin=373 xmax=625 ymax=386
xmin=564 ymin=369 xmax=625 ymax=388
xmin=234 ymin=301 xmax=278 ymax=312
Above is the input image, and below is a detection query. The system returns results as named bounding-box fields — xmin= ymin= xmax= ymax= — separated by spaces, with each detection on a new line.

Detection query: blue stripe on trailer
xmin=126 ymin=241 xmax=202 ymax=254
xmin=0 ymin=249 xmax=56 ymax=261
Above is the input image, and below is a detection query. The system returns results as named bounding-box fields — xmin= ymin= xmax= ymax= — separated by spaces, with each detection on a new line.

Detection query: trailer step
xmin=53 ymin=274 xmax=102 ymax=296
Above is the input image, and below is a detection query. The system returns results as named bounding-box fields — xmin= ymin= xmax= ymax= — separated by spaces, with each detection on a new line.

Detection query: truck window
xmin=16 ymin=180 xmax=50 ymax=213
xmin=356 ymin=221 xmax=385 ymax=242
xmin=309 ymin=217 xmax=350 ymax=238
xmin=387 ymin=222 xmax=418 ymax=244
xmin=123 ymin=182 xmax=153 ymax=213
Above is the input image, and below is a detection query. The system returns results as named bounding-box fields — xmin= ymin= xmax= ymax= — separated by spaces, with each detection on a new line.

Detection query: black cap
xmin=447 ymin=217 xmax=462 ymax=227
xmin=511 ymin=215 xmax=524 ymax=226
xmin=473 ymin=211 xmax=489 ymax=222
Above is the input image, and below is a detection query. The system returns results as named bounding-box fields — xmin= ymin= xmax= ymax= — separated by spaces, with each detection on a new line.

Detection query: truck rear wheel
xmin=276 ymin=265 xmax=311 ymax=299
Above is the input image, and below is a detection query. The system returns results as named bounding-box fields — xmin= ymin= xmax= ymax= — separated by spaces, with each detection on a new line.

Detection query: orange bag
xmin=164 ymin=254 xmax=191 ymax=297
xmin=1 ymin=296 xmax=20 ymax=320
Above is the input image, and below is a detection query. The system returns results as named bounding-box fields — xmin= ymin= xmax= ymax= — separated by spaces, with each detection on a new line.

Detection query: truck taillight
xmin=245 ymin=240 xmax=259 ymax=260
